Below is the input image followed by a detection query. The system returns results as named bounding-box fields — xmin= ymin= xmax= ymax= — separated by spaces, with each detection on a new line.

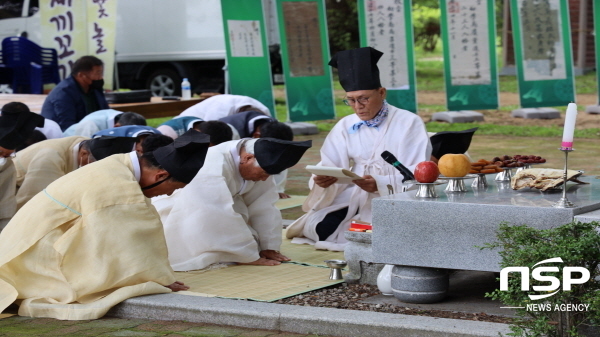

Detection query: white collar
xmin=230 ymin=140 xmax=246 ymax=194
xmin=247 ymin=115 xmax=270 ymax=136
xmin=72 ymin=141 xmax=83 ymax=170
xmin=129 ymin=151 xmax=141 ymax=182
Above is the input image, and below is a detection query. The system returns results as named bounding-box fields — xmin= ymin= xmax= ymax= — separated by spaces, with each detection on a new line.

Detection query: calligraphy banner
xmin=357 ymin=0 xmax=417 ymax=112
xmin=221 ymin=0 xmax=275 ymax=116
xmin=41 ymin=0 xmax=117 ymax=90
xmin=440 ymin=0 xmax=499 ymax=111
xmin=510 ymin=0 xmax=575 ymax=108
xmin=276 ymin=0 xmax=335 ymax=122
xmin=87 ymin=0 xmax=117 ymax=90
xmin=40 ymin=0 xmax=87 ymax=81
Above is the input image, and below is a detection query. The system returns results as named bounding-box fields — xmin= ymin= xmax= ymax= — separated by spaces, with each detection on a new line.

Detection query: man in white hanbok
xmin=286 ymin=47 xmax=432 ymax=251
xmin=179 ymin=94 xmax=271 ymax=121
xmin=153 ymin=137 xmax=311 ymax=271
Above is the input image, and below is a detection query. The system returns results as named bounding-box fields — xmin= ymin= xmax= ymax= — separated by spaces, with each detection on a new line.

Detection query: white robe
xmin=62 ymin=109 xmax=121 ymax=138
xmin=286 ymin=105 xmax=432 ymax=251
xmin=179 ymin=94 xmax=271 ymax=120
xmin=152 ymin=139 xmax=282 ymax=271
xmin=37 ymin=119 xmax=63 ymax=139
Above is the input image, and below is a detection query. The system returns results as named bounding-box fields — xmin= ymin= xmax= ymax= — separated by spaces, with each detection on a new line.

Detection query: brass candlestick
xmin=552 ymin=148 xmax=575 ymax=208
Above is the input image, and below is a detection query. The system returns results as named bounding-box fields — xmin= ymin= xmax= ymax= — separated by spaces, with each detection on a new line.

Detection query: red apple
xmin=414 ymin=161 xmax=440 ymax=183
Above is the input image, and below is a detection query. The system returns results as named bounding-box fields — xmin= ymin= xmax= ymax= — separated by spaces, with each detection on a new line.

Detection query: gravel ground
xmin=275 ymin=283 xmax=514 ymax=325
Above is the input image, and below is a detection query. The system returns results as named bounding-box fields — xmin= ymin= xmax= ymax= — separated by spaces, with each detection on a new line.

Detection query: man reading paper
xmin=286 ymin=47 xmax=432 ymax=251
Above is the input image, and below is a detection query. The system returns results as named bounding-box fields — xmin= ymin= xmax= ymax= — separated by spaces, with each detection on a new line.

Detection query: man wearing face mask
xmin=152 ymin=138 xmax=311 ymax=271
xmin=0 ymin=102 xmax=45 ymax=231
xmin=0 ymin=130 xmax=210 ymax=320
xmin=42 ymin=55 xmax=109 ymax=131
xmin=13 ymin=135 xmax=137 ymax=209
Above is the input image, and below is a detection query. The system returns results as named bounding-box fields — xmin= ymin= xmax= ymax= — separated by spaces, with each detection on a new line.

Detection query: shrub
xmin=482 ymin=221 xmax=600 ymax=336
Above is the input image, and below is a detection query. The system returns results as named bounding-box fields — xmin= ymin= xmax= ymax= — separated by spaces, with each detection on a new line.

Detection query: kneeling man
xmin=153 ymin=137 xmax=311 ymax=271
xmin=0 ymin=130 xmax=210 ymax=320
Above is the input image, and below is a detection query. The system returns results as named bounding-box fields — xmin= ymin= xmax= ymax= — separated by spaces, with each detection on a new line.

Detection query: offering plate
xmin=443 ymin=174 xmax=477 ymax=192
xmin=515 ymin=162 xmax=543 ymax=173
xmin=495 ymin=167 xmax=514 ymax=182
xmin=404 ymin=180 xmax=447 ymax=198
xmin=471 ymin=171 xmax=498 ymax=189
xmin=324 ymin=259 xmax=347 ymax=280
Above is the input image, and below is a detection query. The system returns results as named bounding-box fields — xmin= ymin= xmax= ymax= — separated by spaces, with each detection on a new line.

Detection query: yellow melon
xmin=438 ymin=154 xmax=471 ymax=177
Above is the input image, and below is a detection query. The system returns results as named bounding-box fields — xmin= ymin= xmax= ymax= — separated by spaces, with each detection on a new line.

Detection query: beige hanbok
xmin=0 ymin=158 xmax=16 ymax=231
xmin=14 ymin=136 xmax=87 ymax=209
xmin=0 ymin=153 xmax=175 ymax=320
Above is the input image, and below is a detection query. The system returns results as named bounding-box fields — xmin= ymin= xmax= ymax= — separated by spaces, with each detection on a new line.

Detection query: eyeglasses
xmin=343 ymin=96 xmax=371 ymax=106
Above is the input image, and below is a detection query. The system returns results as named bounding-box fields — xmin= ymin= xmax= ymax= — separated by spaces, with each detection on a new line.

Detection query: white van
xmin=0 ymin=0 xmax=282 ymax=96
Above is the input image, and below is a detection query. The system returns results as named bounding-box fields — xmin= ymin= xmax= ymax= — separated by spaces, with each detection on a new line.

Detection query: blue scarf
xmin=348 ymin=100 xmax=389 ymax=134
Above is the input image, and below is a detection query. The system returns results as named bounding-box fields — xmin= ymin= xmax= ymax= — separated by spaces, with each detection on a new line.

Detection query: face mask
xmin=90 ymin=79 xmax=104 ymax=91
xmin=141 ymin=175 xmax=170 ymax=190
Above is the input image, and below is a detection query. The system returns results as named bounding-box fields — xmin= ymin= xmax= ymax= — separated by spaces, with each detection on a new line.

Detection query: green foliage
xmin=482 ymin=221 xmax=600 ymax=336
xmin=326 ymin=0 xmax=359 ymax=55
xmin=413 ymin=4 xmax=440 ymax=52
xmin=146 ymin=117 xmax=171 ymax=128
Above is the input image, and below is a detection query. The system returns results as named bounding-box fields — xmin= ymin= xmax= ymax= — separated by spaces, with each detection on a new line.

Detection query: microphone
xmin=381 ymin=151 xmax=415 ymax=182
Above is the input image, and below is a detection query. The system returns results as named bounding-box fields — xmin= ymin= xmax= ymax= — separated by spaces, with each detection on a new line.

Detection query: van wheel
xmin=146 ymin=68 xmax=181 ymax=97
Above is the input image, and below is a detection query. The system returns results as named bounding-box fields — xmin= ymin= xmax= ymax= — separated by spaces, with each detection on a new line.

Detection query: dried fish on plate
xmin=511 ymin=168 xmax=587 ymax=191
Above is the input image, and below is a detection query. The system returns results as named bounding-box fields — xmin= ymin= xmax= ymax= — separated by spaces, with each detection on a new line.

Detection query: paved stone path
xmin=0 ymin=316 xmax=331 ymax=336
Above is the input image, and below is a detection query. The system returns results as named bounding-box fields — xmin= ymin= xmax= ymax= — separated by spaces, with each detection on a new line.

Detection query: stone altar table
xmin=369 ymin=176 xmax=600 ymax=302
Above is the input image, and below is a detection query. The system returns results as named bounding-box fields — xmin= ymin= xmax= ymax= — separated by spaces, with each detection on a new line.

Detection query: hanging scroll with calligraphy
xmin=440 ymin=0 xmax=499 ymax=111
xmin=40 ymin=0 xmax=87 ymax=82
xmin=510 ymin=0 xmax=575 ymax=108
xmin=41 ymin=0 xmax=118 ymax=90
xmin=276 ymin=0 xmax=335 ymax=122
xmin=221 ymin=0 xmax=275 ymax=116
xmin=86 ymin=0 xmax=117 ymax=90
xmin=358 ymin=0 xmax=417 ymax=112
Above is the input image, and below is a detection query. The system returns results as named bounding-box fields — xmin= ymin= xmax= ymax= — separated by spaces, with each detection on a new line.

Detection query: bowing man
xmin=218 ymin=110 xmax=273 ymax=139
xmin=286 ymin=47 xmax=432 ymax=251
xmin=93 ymin=125 xmax=162 ymax=154
xmin=153 ymin=137 xmax=311 ymax=270
xmin=0 ymin=130 xmax=211 ymax=320
xmin=0 ymin=102 xmax=45 ymax=230
xmin=13 ymin=135 xmax=138 ymax=210
xmin=179 ymin=94 xmax=271 ymax=121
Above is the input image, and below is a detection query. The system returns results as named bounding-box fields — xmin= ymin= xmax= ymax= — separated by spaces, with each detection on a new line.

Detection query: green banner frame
xmin=276 ymin=0 xmax=335 ymax=122
xmin=510 ymin=0 xmax=575 ymax=108
xmin=357 ymin=0 xmax=417 ymax=112
xmin=221 ymin=0 xmax=275 ymax=116
xmin=440 ymin=0 xmax=499 ymax=111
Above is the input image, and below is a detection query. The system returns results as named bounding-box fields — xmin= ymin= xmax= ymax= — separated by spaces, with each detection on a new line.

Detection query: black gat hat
xmin=430 ymin=128 xmax=478 ymax=159
xmin=152 ymin=129 xmax=210 ymax=184
xmin=0 ymin=102 xmax=45 ymax=150
xmin=88 ymin=136 xmax=137 ymax=160
xmin=254 ymin=138 xmax=312 ymax=175
xmin=328 ymin=47 xmax=383 ymax=92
